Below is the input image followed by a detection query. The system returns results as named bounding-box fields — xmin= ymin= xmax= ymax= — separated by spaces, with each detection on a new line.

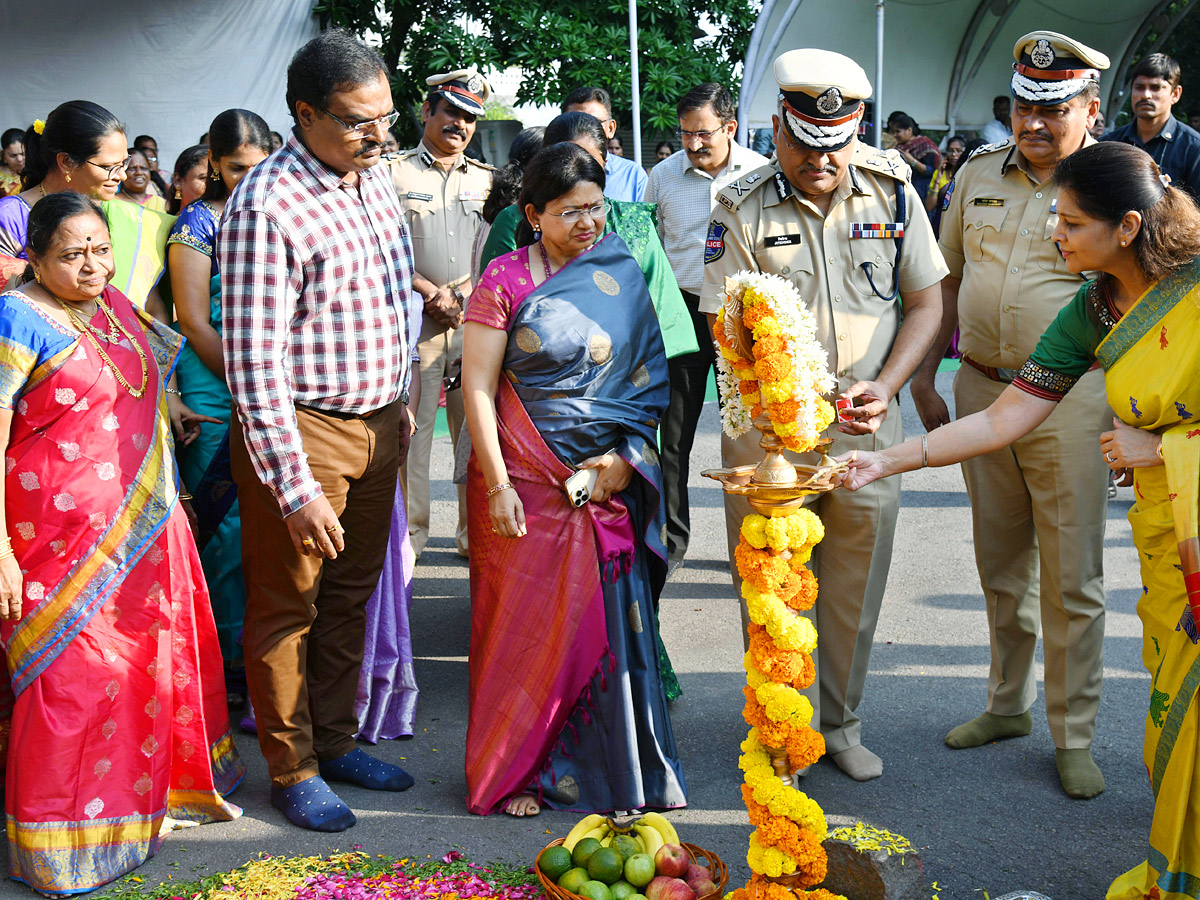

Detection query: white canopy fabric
xmin=0 ymin=0 xmax=318 ymax=176
xmin=739 ymin=0 xmax=1199 ymax=139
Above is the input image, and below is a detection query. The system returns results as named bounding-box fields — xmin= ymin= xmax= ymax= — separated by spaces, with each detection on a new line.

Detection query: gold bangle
xmin=486 ymin=481 xmax=513 ymax=497
xmin=179 ymin=493 xmax=193 ymax=501
xmin=921 ymin=433 xmax=929 ymax=468
xmin=1156 ymin=438 xmax=1164 ymax=461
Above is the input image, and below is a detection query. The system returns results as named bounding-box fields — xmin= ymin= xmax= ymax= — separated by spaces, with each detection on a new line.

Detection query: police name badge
xmin=704 ymin=221 xmax=727 ymax=263
xmin=407 ymin=191 xmax=434 ymax=202
xmin=972 ymin=198 xmax=1005 ymax=207
xmin=763 ymin=234 xmax=802 ymax=248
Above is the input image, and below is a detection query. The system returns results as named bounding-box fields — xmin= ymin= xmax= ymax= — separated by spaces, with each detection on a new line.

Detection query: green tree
xmin=314 ymin=0 xmax=500 ymax=144
xmin=314 ymin=0 xmax=759 ymax=143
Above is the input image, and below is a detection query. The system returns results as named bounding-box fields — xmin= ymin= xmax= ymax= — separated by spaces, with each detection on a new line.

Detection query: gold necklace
xmin=54 ymin=293 xmax=149 ymax=399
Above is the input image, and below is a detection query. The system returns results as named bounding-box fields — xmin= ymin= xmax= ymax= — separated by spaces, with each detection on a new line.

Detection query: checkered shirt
xmin=220 ymin=133 xmax=417 ymax=516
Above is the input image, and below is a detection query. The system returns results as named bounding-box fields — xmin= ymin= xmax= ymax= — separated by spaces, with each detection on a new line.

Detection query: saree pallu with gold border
xmin=0 ymin=286 xmax=242 ymax=896
xmin=464 ymin=235 xmax=687 ymax=815
xmin=1088 ymin=262 xmax=1200 ymax=900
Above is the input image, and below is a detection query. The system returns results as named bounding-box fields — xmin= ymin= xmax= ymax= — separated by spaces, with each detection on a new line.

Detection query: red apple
xmin=646 ymin=877 xmax=696 ymax=900
xmin=684 ymin=864 xmax=710 ymax=890
xmin=654 ymin=845 xmax=690 ymax=879
xmin=691 ymin=880 xmax=718 ymax=898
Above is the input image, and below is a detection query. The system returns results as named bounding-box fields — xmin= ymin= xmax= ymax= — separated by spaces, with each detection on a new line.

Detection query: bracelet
xmin=486 ymin=482 xmax=513 ymax=497
xmin=0 ymin=536 xmax=13 ymax=561
xmin=179 ymin=493 xmax=193 ymax=501
xmin=921 ymin=433 xmax=929 ymax=468
xmin=165 ymin=388 xmax=182 ymax=396
xmin=1156 ymin=438 xmax=1164 ymax=461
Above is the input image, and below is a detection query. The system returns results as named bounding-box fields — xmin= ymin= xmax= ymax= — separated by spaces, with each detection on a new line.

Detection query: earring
xmin=211 ymin=168 xmax=221 ymax=181
xmin=65 ymin=172 xmax=71 ymax=183
xmin=1121 ymin=240 xmax=1127 ymax=246
xmin=175 ymin=187 xmax=182 ymax=199
xmin=533 ymin=226 xmax=542 ymax=241
xmin=33 ymin=269 xmax=41 ymax=284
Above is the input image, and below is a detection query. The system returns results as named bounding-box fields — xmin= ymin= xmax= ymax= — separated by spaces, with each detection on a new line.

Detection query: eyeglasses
xmin=319 ymin=107 xmax=401 ymax=137
xmin=675 ymin=128 xmax=725 ymax=141
xmin=85 ymin=156 xmax=132 ymax=179
xmin=546 ymin=201 xmax=609 ymax=225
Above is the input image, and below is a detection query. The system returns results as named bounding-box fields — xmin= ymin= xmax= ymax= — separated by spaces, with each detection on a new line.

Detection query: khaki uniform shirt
xmin=699 ymin=144 xmax=948 ymax=389
xmin=389 ymin=140 xmax=494 ymax=293
xmin=939 ymin=138 xmax=1087 ymax=369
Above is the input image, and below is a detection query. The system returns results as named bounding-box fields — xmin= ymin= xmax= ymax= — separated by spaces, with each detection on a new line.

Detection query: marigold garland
xmin=712 ymin=272 xmax=835 ymax=452
xmin=725 ymin=880 xmax=844 ymax=900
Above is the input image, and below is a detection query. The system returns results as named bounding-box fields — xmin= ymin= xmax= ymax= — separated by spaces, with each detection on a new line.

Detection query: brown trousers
xmin=231 ymin=400 xmax=409 ymax=787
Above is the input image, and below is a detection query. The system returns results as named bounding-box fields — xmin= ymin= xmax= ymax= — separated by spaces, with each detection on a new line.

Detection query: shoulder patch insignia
xmin=704 ymin=221 xmax=727 ymax=264
xmin=941 ymin=178 xmax=955 ymax=211
xmin=744 ymin=172 xmax=763 ymax=185
xmin=419 ymin=150 xmax=435 ymax=167
xmin=719 ymin=194 xmax=735 ymax=210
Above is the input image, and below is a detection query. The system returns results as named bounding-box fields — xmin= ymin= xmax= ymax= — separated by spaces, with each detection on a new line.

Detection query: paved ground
xmin=2 ymin=371 xmax=1154 ymax=899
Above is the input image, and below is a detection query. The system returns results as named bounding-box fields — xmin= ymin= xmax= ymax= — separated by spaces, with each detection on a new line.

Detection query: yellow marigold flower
xmin=741 ymin=516 xmax=769 ymax=549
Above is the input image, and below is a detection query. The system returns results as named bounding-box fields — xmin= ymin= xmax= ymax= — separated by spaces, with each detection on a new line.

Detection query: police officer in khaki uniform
xmin=910 ymin=32 xmax=1112 ymax=799
xmin=700 ymin=49 xmax=948 ymax=782
xmin=391 ymin=70 xmax=495 ymax=558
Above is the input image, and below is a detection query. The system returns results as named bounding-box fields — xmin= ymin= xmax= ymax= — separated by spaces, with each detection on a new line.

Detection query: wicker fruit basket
xmin=537 ymin=839 xmax=729 ymax=900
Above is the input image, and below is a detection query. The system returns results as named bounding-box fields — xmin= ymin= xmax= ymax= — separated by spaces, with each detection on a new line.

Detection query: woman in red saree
xmin=0 ymin=193 xmax=242 ymax=896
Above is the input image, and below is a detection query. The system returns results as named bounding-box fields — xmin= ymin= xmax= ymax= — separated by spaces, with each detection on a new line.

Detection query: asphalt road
xmin=1 ymin=370 xmax=1153 ymax=900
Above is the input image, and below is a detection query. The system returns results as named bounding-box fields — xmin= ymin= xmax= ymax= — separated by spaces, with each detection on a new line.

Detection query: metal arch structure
xmin=1106 ymin=0 xmax=1200 ymax=123
xmin=736 ymin=0 xmax=1191 ymax=143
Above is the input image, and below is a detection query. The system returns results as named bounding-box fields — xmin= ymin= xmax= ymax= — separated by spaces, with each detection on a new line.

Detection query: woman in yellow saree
xmin=839 ymin=141 xmax=1200 ymax=898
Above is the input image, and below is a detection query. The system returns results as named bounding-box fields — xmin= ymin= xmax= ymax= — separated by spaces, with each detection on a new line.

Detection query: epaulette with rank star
xmin=960 ymin=137 xmax=1014 ymax=167
xmin=713 ymin=163 xmax=776 ymax=211
xmin=852 ymin=145 xmax=911 ymax=183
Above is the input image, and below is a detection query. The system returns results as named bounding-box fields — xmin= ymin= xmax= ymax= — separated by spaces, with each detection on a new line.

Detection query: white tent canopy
xmin=739 ymin=0 xmax=1200 ymax=141
xmin=0 ymin=0 xmax=319 ymax=177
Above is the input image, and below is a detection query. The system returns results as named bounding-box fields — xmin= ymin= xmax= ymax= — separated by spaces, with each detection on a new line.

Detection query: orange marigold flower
xmin=754 ymin=353 xmax=792 ymax=383
xmin=750 ymin=404 xmax=763 ymax=418
xmin=748 ymin=624 xmax=813 ymax=689
xmin=768 ymin=398 xmax=801 ymax=421
xmin=783 ymin=569 xmax=818 ymax=611
xmin=738 ymin=379 xmax=761 ymax=396
xmin=752 ymin=334 xmax=787 ymax=359
xmin=786 ymin=725 xmax=825 ymax=770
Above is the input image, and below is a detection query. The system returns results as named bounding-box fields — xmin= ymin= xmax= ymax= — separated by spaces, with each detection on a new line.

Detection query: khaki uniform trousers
xmin=954 ymin=363 xmax=1110 ymax=749
xmin=232 ymin=400 xmax=408 ymax=787
xmin=403 ymin=314 xmax=467 ymax=557
xmin=723 ymin=402 xmax=903 ymax=754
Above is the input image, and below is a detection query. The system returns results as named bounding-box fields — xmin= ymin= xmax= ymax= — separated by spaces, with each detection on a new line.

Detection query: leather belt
xmin=962 ymin=355 xmax=1017 ymax=384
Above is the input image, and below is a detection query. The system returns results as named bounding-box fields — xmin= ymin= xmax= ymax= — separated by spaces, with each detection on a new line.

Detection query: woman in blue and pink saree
xmin=462 ymin=144 xmax=686 ymax=817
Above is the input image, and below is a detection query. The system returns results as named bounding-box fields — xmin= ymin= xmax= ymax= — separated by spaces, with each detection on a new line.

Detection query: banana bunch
xmin=561 ymin=811 xmax=681 ymax=853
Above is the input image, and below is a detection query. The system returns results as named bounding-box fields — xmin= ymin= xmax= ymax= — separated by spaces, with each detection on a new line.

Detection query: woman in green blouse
xmin=478 ymin=112 xmax=696 ymax=361
xmin=840 ymin=141 xmax=1200 ymax=900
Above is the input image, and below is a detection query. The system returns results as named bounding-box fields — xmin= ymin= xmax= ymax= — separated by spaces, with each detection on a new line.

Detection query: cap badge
xmin=1030 ymin=39 xmax=1055 ymax=69
xmin=466 ymin=74 xmax=484 ymax=94
xmin=816 ymin=87 xmax=843 ymax=115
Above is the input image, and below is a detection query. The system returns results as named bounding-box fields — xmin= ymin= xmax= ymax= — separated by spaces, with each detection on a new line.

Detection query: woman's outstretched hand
xmin=835 ymin=449 xmax=884 ymax=492
xmin=578 ymin=453 xmax=634 ymax=503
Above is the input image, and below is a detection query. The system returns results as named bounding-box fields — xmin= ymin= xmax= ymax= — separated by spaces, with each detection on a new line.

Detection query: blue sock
xmin=270 ymin=775 xmax=356 ymax=832
xmin=319 ymin=748 xmax=415 ymax=792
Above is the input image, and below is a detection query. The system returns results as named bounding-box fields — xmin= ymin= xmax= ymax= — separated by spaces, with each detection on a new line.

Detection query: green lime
xmin=579 ymin=881 xmax=614 ymax=900
xmin=559 ymin=868 xmax=591 ymax=894
xmin=539 ymin=846 xmax=573 ymax=882
xmin=572 ymin=838 xmax=603 ymax=869
xmin=587 ymin=848 xmax=626 ymax=885
xmin=623 ymin=855 xmax=655 ymax=888
xmin=610 ymin=881 xmax=637 ymax=900
xmin=612 ymin=835 xmax=642 ymax=862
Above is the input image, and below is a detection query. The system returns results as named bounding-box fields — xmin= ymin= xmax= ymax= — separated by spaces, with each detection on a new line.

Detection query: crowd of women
xmin=0 ymin=79 xmax=1199 ymax=900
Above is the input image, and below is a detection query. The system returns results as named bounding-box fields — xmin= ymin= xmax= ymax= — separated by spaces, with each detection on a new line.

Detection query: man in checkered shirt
xmin=220 ymin=29 xmax=421 ymax=832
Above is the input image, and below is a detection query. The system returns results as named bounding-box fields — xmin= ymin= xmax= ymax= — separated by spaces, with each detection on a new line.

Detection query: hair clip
xmin=1160 ymin=173 xmax=1172 ymax=187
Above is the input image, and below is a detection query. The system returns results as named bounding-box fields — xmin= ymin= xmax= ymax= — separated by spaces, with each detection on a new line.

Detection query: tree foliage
xmin=314 ymin=0 xmax=759 ymax=144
